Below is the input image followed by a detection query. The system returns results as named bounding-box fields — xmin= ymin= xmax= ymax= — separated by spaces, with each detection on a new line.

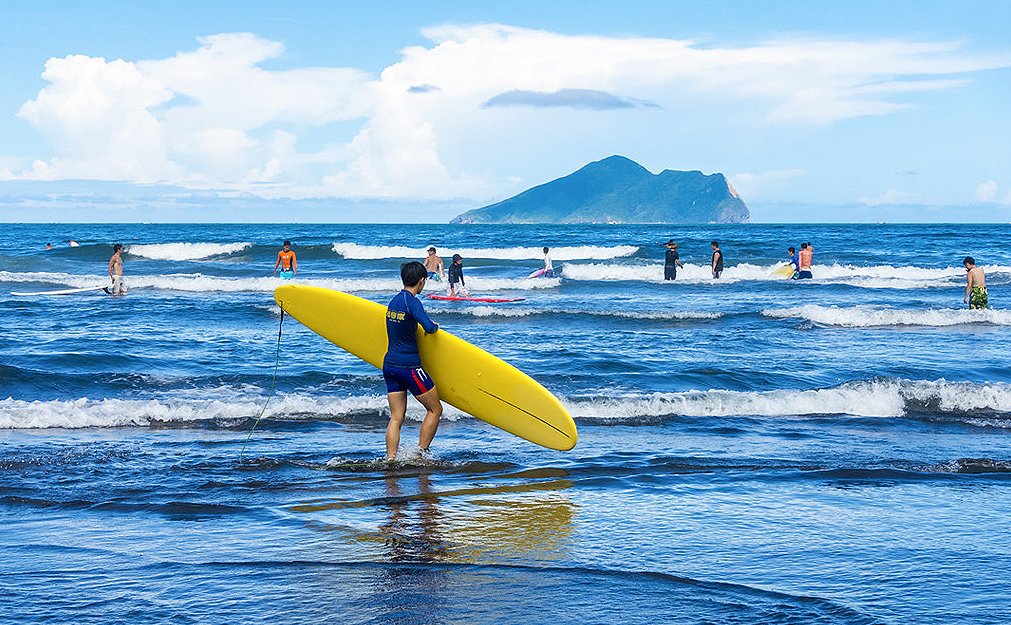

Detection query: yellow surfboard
xmin=772 ymin=264 xmax=795 ymax=279
xmin=274 ymin=284 xmax=578 ymax=451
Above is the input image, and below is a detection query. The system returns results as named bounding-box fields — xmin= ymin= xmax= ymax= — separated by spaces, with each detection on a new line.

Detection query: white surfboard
xmin=10 ymin=285 xmax=107 ymax=296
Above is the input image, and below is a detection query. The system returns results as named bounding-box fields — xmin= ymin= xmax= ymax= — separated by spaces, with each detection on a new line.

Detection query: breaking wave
xmin=5 ymin=379 xmax=1009 ymax=429
xmin=441 ymin=306 xmax=722 ymax=321
xmin=126 ymin=242 xmax=252 ymax=261
xmin=0 ymin=394 xmax=468 ymax=429
xmin=1 ymin=272 xmax=558 ymax=294
xmin=566 ymin=379 xmax=1011 ymax=423
xmin=332 ymin=243 xmax=638 ymax=260
xmin=763 ymin=305 xmax=1011 ymax=327
xmin=562 ymin=262 xmax=1011 ymax=289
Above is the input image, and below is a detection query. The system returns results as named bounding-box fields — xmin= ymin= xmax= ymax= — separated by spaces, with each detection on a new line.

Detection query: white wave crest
xmin=126 ymin=242 xmax=252 ymax=260
xmin=450 ymin=306 xmax=721 ymax=320
xmin=763 ymin=305 xmax=1011 ymax=327
xmin=333 ymin=242 xmax=638 ymax=260
xmin=0 ymin=394 xmax=468 ymax=429
xmin=562 ymin=261 xmax=1011 ymax=289
xmin=5 ymin=379 xmax=1009 ymax=429
xmin=1 ymin=272 xmax=556 ymax=294
xmin=566 ymin=379 xmax=1011 ymax=420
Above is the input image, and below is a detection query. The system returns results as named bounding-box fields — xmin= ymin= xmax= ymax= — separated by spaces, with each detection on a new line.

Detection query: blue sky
xmin=1 ymin=0 xmax=1009 ymax=222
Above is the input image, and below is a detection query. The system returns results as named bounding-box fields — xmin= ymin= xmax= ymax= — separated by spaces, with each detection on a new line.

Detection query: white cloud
xmin=976 ymin=180 xmax=998 ymax=202
xmin=975 ymin=180 xmax=1011 ymax=205
xmin=8 ymin=26 xmax=1011 ymax=200
xmin=729 ymin=169 xmax=806 ymax=200
xmin=858 ymin=189 xmax=918 ymax=206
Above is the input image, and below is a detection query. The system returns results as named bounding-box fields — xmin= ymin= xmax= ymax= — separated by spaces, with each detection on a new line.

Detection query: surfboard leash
xmin=239 ymin=306 xmax=285 ymax=464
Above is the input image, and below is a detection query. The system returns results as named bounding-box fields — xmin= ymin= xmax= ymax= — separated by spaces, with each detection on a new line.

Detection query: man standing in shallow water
xmin=963 ymin=257 xmax=988 ymax=309
xmin=273 ymin=240 xmax=297 ymax=279
xmin=383 ymin=261 xmax=443 ymax=459
xmin=423 ymin=246 xmax=444 ymax=282
xmin=105 ymin=244 xmax=127 ymax=295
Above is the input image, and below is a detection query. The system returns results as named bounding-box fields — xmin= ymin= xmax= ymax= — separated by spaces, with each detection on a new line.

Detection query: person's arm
xmin=273 ymin=252 xmax=281 ymax=274
xmin=409 ymin=296 xmax=439 ymax=334
xmin=108 ymin=257 xmax=115 ymax=279
xmin=292 ymin=252 xmax=297 ymax=275
xmin=712 ymin=253 xmax=718 ymax=271
xmin=964 ymin=272 xmax=972 ymax=303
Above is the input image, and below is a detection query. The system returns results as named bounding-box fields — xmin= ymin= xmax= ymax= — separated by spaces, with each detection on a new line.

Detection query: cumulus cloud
xmin=976 ymin=180 xmax=998 ymax=202
xmin=482 ymin=88 xmax=656 ymax=110
xmin=858 ymin=189 xmax=918 ymax=206
xmin=729 ymin=169 xmax=806 ymax=200
xmin=8 ymin=25 xmax=1011 ymax=199
xmin=975 ymin=180 xmax=1011 ymax=205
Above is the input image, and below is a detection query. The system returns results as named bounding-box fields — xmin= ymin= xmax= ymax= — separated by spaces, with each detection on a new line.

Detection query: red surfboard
xmin=428 ymin=294 xmax=525 ymax=303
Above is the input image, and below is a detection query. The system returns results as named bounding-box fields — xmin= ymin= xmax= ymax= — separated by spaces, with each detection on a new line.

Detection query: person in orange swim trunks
xmin=273 ymin=240 xmax=297 ymax=279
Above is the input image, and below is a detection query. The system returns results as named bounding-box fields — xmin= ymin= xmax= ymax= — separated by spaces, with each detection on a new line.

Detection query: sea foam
xmin=126 ymin=242 xmax=252 ymax=261
xmin=763 ymin=305 xmax=1011 ymax=327
xmin=0 ymin=394 xmax=467 ymax=429
xmin=562 ymin=261 xmax=1011 ymax=289
xmin=565 ymin=379 xmax=1011 ymax=421
xmin=332 ymin=242 xmax=639 ymax=260
xmin=5 ymin=379 xmax=1009 ymax=429
xmin=0 ymin=271 xmax=558 ymax=294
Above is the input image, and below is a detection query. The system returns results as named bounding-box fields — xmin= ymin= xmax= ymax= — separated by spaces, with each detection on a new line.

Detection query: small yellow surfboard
xmin=274 ymin=285 xmax=578 ymax=451
xmin=772 ymin=264 xmax=795 ymax=279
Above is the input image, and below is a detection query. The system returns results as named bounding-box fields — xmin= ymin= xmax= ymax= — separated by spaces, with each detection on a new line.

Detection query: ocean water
xmin=2 ymin=223 xmax=1010 ymax=624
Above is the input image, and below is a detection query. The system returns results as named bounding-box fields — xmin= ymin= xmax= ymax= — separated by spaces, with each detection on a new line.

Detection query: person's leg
xmin=386 ymin=391 xmax=408 ymax=459
xmin=414 ymin=387 xmax=443 ymax=452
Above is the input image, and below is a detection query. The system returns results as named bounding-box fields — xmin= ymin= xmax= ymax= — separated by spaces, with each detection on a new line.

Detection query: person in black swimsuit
xmin=711 ymin=241 xmax=724 ymax=279
xmin=664 ymin=239 xmax=684 ymax=280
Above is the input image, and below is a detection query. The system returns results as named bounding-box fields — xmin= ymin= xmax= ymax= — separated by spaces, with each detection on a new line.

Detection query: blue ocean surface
xmin=2 ymin=223 xmax=1010 ymax=624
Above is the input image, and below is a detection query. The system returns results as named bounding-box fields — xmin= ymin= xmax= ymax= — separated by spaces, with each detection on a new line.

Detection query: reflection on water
xmin=380 ymin=471 xmax=448 ymax=562
xmin=291 ymin=466 xmax=576 ymax=565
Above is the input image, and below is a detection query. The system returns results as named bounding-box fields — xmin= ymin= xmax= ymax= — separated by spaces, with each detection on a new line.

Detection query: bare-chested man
xmin=963 ymin=256 xmax=987 ymax=309
xmin=423 ymin=246 xmax=444 ymax=282
xmin=106 ymin=244 xmax=128 ymax=295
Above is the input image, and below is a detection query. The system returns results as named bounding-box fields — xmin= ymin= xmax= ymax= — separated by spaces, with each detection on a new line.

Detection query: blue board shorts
xmin=280 ymin=269 xmax=294 ymax=280
xmin=383 ymin=365 xmax=435 ymax=396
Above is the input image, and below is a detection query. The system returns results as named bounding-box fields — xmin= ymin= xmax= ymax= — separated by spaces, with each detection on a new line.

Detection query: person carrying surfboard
xmin=383 ymin=261 xmax=443 ymax=459
xmin=448 ymin=254 xmax=466 ymax=296
xmin=273 ymin=240 xmax=297 ymax=279
xmin=105 ymin=244 xmax=128 ymax=295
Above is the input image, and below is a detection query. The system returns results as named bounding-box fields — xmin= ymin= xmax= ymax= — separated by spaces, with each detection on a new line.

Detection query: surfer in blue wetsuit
xmin=448 ymin=253 xmax=466 ymax=296
xmin=383 ymin=261 xmax=443 ymax=460
xmin=787 ymin=246 xmax=799 ymax=277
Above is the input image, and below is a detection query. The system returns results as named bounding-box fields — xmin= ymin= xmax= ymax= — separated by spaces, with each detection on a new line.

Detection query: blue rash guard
xmin=383 ymin=289 xmax=438 ymax=369
xmin=789 ymin=252 xmax=800 ymax=271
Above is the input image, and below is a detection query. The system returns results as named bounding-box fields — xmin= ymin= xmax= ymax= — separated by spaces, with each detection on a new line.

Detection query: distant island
xmin=451 ymin=155 xmax=749 ymax=224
